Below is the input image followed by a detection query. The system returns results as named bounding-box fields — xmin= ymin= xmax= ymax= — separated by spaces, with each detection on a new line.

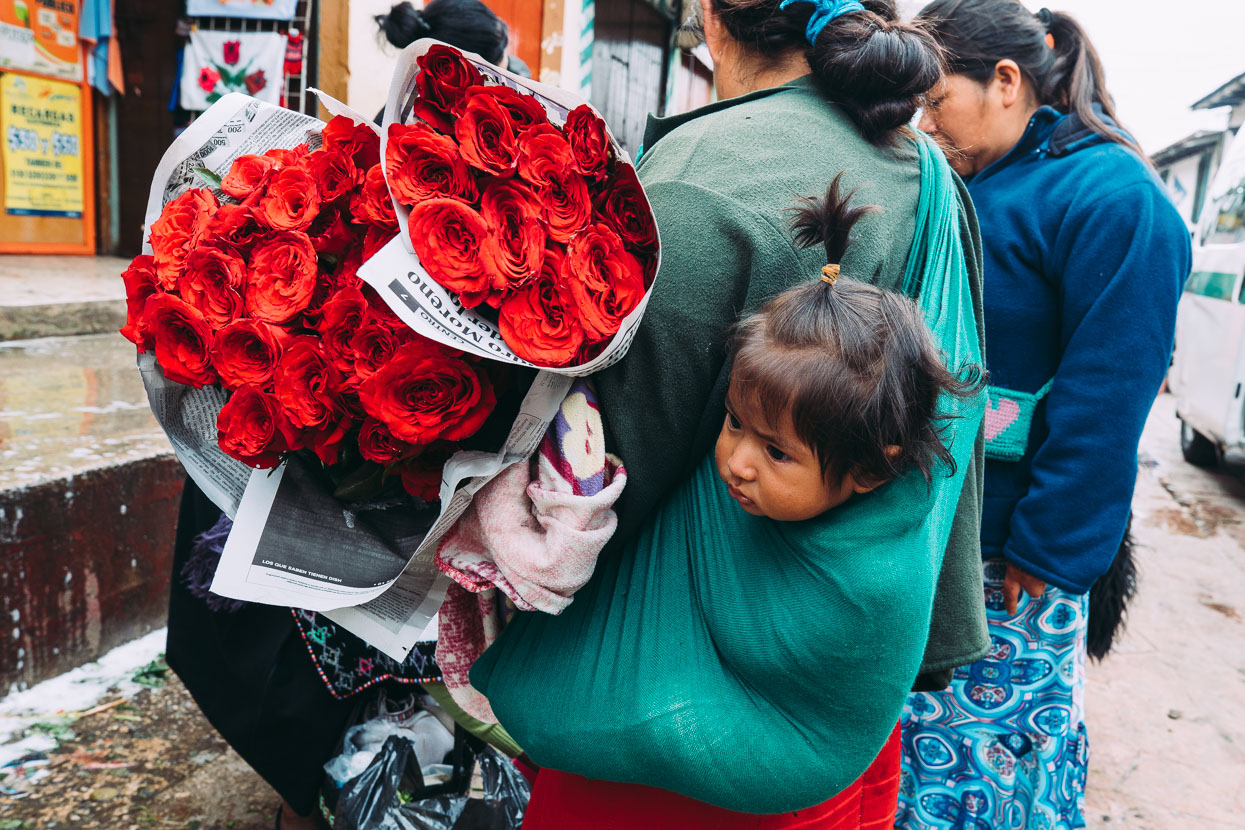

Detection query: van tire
xmin=1180 ymin=420 xmax=1218 ymax=468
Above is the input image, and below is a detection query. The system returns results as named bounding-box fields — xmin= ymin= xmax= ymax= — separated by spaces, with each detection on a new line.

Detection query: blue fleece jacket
xmin=969 ymin=106 xmax=1190 ymax=594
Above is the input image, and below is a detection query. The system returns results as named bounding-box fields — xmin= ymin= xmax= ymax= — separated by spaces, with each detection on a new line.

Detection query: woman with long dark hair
xmin=898 ymin=3 xmax=1189 ymax=828
xmin=473 ymin=1 xmax=990 ymax=826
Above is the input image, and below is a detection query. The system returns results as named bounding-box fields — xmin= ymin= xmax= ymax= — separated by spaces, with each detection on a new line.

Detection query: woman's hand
xmin=1002 ymin=563 xmax=1047 ymax=615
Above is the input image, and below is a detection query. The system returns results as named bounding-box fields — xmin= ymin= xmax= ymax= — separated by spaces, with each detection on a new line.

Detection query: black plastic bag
xmin=333 ymin=735 xmax=529 ymax=830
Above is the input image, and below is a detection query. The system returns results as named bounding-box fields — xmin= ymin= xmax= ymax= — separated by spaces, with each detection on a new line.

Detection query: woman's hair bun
xmin=806 ymin=3 xmax=944 ymax=142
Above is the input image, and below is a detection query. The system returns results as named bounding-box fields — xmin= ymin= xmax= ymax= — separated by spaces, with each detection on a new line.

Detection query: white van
xmin=1170 ymin=127 xmax=1245 ymax=466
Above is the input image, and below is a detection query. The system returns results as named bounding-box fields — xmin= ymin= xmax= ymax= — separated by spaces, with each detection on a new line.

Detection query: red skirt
xmin=520 ymin=722 xmax=901 ymax=830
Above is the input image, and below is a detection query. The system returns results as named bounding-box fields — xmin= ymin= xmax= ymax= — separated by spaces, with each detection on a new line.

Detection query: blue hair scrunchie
xmin=778 ymin=0 xmax=866 ymax=44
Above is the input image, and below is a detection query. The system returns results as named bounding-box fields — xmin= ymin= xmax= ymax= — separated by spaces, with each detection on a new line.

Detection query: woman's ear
xmin=992 ymin=59 xmax=1026 ymax=108
xmin=700 ymin=0 xmax=726 ymax=64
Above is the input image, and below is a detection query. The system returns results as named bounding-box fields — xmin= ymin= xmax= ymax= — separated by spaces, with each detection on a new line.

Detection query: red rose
xmin=245 ymin=69 xmax=267 ymax=95
xmin=516 ymin=124 xmax=575 ymax=188
xmin=564 ymin=105 xmax=611 ymax=181
xmin=562 ymin=222 xmax=645 ymax=341
xmin=321 ymin=115 xmax=381 ymax=169
xmin=217 ymin=385 xmax=300 ymax=469
xmin=358 ymin=417 xmax=419 ymax=464
xmin=499 ymin=246 xmax=584 ymax=367
xmin=358 ymin=341 xmax=496 ymax=445
xmin=317 ymin=286 xmax=368 ymax=373
xmin=398 ymin=443 xmax=458 ymax=502
xmin=198 ymin=66 xmax=221 ymax=93
xmin=334 ymin=249 xmax=365 ymax=291
xmin=470 ymin=85 xmax=548 ymax=131
xmin=306 ymin=148 xmax=361 ymax=204
xmin=308 ymin=206 xmax=361 ymax=258
xmin=120 ymin=254 xmax=160 ymax=351
xmin=299 ymin=272 xmax=340 ymax=330
xmin=350 ymin=311 xmax=414 ymax=380
xmin=363 ymin=226 xmax=398 ymax=261
xmin=179 ymin=247 xmax=246 ymax=329
xmin=363 ymin=284 xmax=406 ymax=329
xmin=222 ymin=40 xmax=240 ymax=65
xmin=204 ymin=204 xmax=267 ymax=253
xmin=385 ymin=122 xmax=478 ymax=206
xmin=264 ymin=144 xmax=310 ymax=167
xmin=221 ymin=154 xmax=279 ymax=202
xmin=274 ymin=337 xmax=343 ymax=431
xmin=415 ymin=45 xmax=484 ymax=115
xmin=454 ymin=90 xmax=520 ymax=177
xmin=351 ymin=164 xmax=398 ymax=230
xmin=256 ymin=165 xmax=321 ymax=231
xmin=596 ymin=164 xmax=658 ymax=256
xmin=537 ymin=166 xmax=591 ymax=243
xmin=143 ymin=294 xmax=218 ymax=388
xmin=212 ymin=318 xmax=290 ymax=390
xmin=149 ymin=188 xmax=219 ymax=288
xmin=480 ymin=180 xmax=544 ymax=292
xmin=407 ymin=198 xmax=492 ymax=306
xmin=246 ymin=231 xmax=319 ymax=323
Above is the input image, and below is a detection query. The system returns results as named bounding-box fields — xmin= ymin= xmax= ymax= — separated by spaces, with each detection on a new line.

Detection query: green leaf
xmin=193 ymin=167 xmax=222 ymax=188
xmin=131 ymin=657 xmax=170 ymax=688
xmin=205 ymin=91 xmax=223 ymax=105
xmin=333 ymin=462 xmax=388 ymax=501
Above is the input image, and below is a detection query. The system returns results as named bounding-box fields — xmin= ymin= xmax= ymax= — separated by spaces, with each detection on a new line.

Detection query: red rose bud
xmin=385 ymin=122 xmax=478 ymax=206
xmin=143 ymin=294 xmax=218 ymax=388
xmin=212 ymin=318 xmax=290 ymax=390
xmin=597 ymin=164 xmax=658 ymax=256
xmin=537 ymin=166 xmax=591 ymax=244
xmin=306 ymin=148 xmax=362 ymax=204
xmin=120 ymin=255 xmax=160 ymax=352
xmin=358 ymin=340 xmax=496 ymax=445
xmin=334 ymin=250 xmax=365 ymax=291
xmin=398 ymin=443 xmax=458 ymax=502
xmin=317 ymin=286 xmax=369 ymax=373
xmin=499 ymin=247 xmax=585 ymax=367
xmin=350 ymin=311 xmax=414 ymax=380
xmin=263 ymin=144 xmax=309 ymax=167
xmin=256 ymin=165 xmax=321 ymax=231
xmin=481 ymin=180 xmax=545 ymax=292
xmin=408 ymin=198 xmax=492 ymax=306
xmin=149 ymin=188 xmax=219 ymax=289
xmin=415 ymin=45 xmax=485 ymax=114
xmin=179 ymin=247 xmax=246 ymax=329
xmin=205 ymin=204 xmax=268 ymax=253
xmin=351 ymin=164 xmax=398 ymax=230
xmin=454 ymin=91 xmax=521 ymax=177
xmin=516 ymin=124 xmax=575 ymax=188
xmin=246 ymin=231 xmax=319 ymax=323
xmin=471 ymin=85 xmax=549 ymax=131
xmin=217 ymin=385 xmax=299 ymax=469
xmin=564 ymin=105 xmax=612 ymax=181
xmin=221 ymin=154 xmax=279 ymax=202
xmin=320 ymin=115 xmax=381 ymax=170
xmin=358 ymin=417 xmax=419 ymax=464
xmin=562 ymin=222 xmax=645 ymax=342
xmin=274 ymin=337 xmax=344 ymax=430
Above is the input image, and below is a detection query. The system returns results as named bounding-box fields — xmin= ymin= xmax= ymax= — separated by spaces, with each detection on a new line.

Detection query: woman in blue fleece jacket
xmin=898 ymin=2 xmax=1190 ymax=828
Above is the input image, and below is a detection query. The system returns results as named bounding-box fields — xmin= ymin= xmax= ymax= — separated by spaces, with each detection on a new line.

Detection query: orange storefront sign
xmin=0 ymin=0 xmax=82 ymax=81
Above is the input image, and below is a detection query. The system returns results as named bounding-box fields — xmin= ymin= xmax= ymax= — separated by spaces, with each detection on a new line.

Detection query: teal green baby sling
xmin=471 ymin=139 xmax=985 ymax=814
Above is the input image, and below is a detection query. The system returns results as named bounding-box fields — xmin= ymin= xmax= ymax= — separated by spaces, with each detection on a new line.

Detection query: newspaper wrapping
xmin=136 ymin=42 xmax=658 ymax=660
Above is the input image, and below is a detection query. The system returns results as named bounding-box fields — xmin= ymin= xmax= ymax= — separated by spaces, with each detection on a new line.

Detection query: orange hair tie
xmin=821 ymin=263 xmax=840 ymax=285
xmin=1044 ymin=32 xmax=1055 ymax=49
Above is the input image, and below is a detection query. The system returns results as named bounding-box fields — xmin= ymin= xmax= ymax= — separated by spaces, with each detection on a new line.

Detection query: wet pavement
xmin=0 ymin=393 xmax=1242 ymax=828
xmin=0 ymin=256 xmax=129 ymax=342
xmin=0 ymin=333 xmax=170 ymax=492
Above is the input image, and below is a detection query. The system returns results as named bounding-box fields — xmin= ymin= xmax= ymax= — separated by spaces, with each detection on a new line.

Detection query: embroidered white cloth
xmin=435 ymin=381 xmax=626 ymax=722
xmin=187 ymin=0 xmax=299 ymax=20
xmin=180 ymin=30 xmax=285 ymax=110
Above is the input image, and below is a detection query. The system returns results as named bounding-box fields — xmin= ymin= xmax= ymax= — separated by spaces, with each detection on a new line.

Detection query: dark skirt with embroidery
xmin=166 ymin=479 xmax=440 ymax=814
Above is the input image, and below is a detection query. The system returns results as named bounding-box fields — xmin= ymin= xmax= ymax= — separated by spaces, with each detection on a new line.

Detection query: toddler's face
xmin=714 ymin=380 xmax=865 ymax=522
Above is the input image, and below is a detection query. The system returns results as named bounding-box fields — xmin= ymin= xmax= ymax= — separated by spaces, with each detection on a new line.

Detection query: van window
xmin=1185 ymin=270 xmax=1237 ymax=300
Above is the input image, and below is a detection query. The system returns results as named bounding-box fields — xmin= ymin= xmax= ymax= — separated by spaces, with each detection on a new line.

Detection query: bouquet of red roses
xmin=121 ymin=113 xmax=502 ymax=501
xmin=376 ymin=45 xmax=658 ymax=369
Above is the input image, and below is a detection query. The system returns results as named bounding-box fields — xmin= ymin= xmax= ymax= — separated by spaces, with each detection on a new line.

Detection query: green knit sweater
xmin=594 ymin=76 xmax=989 ymax=682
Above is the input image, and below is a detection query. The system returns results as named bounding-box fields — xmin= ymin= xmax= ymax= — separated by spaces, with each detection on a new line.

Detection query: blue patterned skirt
xmin=898 ymin=558 xmax=1089 ymax=830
